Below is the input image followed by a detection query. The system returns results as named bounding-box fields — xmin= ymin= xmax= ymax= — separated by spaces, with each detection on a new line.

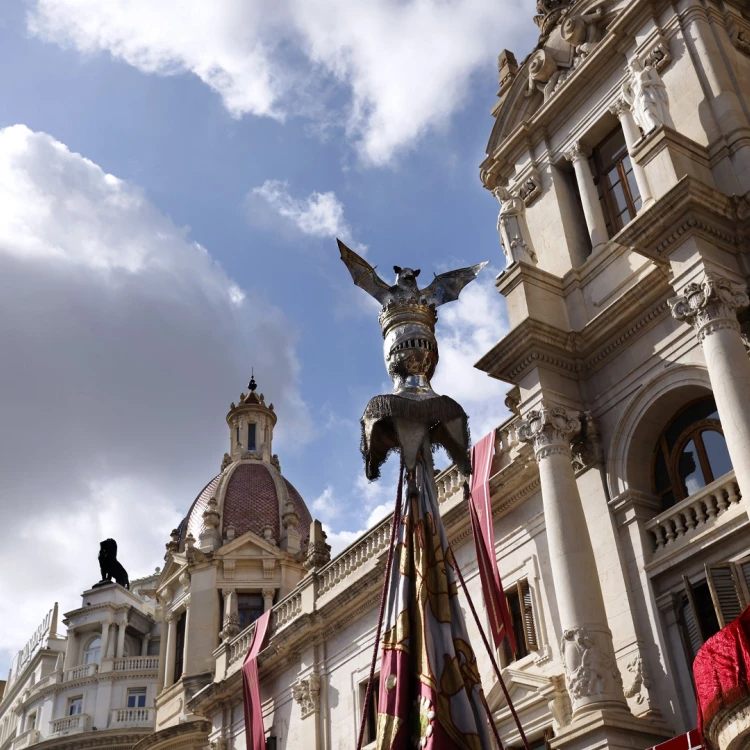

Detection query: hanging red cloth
xmin=469 ymin=430 xmax=517 ymax=656
xmin=242 ymin=610 xmax=272 ymax=750
xmin=694 ymin=604 xmax=750 ymax=747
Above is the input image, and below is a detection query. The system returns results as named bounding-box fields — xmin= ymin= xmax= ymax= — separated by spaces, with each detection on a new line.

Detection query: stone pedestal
xmin=519 ymin=401 xmax=628 ymax=718
xmin=551 ymin=709 xmax=672 ymax=750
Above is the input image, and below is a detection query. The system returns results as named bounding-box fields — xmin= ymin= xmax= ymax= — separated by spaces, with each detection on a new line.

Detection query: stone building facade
xmin=4 ymin=0 xmax=750 ymax=748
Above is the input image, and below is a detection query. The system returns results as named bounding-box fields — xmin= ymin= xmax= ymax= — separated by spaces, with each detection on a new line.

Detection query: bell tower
xmin=225 ymin=374 xmax=277 ymax=463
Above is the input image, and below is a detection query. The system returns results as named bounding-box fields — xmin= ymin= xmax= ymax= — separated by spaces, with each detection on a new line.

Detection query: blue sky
xmin=0 ymin=0 xmax=539 ymax=670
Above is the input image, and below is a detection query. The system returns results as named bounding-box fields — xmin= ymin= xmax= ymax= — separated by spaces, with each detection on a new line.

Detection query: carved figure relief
xmin=292 ymin=673 xmax=321 ymax=718
xmin=561 ymin=627 xmax=621 ymax=701
xmin=623 ymin=654 xmax=651 ymax=705
xmin=622 ymin=58 xmax=671 ymax=135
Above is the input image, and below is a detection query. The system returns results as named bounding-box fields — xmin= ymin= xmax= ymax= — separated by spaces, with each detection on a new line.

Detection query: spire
xmin=249 ymin=368 xmax=257 ymax=392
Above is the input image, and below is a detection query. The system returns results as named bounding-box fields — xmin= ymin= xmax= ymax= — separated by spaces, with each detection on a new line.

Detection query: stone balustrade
xmin=64 ymin=663 xmax=97 ymax=681
xmin=316 ymin=517 xmax=392 ymax=596
xmin=646 ymin=471 xmax=741 ymax=552
xmin=112 ymin=656 xmax=158 ymax=672
xmin=229 ymin=621 xmax=258 ymax=665
xmin=109 ymin=707 xmax=153 ymax=727
xmin=49 ymin=713 xmax=90 ymax=736
xmin=435 ymin=465 xmax=464 ymax=504
xmin=10 ymin=729 xmax=40 ymax=749
xmin=496 ymin=417 xmax=521 ymax=458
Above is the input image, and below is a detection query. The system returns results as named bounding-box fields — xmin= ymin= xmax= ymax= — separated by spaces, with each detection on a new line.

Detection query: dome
xmin=178 ymin=459 xmax=312 ymax=551
xmin=172 ymin=379 xmax=312 ymax=553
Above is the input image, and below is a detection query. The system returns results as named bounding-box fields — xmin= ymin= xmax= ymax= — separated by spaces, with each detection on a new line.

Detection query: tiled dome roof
xmin=180 ymin=460 xmax=311 ymax=549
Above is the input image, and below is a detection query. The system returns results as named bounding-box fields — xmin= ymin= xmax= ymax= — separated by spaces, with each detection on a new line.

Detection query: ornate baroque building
xmin=3 ymin=0 xmax=750 ymax=748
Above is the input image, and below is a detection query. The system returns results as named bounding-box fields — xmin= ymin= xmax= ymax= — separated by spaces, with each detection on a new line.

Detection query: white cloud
xmin=0 ymin=124 xmax=310 ymax=669
xmin=250 ymin=180 xmax=365 ymax=252
xmin=432 ymin=265 xmax=511 ymax=439
xmin=27 ymin=0 xmax=537 ymax=165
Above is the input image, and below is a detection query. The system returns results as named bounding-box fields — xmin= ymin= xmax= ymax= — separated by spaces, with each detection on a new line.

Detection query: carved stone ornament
xmin=623 ymin=654 xmax=651 ymax=705
xmin=560 ymin=627 xmax=622 ymax=702
xmin=517 ymin=400 xmax=581 ymax=457
xmin=515 ymin=170 xmax=542 ymax=206
xmin=282 ymin=500 xmax=300 ymax=531
xmin=220 ymin=452 xmax=232 ymax=471
xmin=210 ymin=739 xmax=228 ymax=750
xmin=304 ymin=538 xmax=332 ymax=571
xmin=622 ymin=58 xmax=672 ymax=135
xmin=220 ymin=613 xmax=240 ymax=642
xmin=202 ymin=497 xmax=220 ymax=529
xmin=731 ymin=27 xmax=750 ymax=57
xmin=493 ymin=186 xmax=537 ymax=267
xmin=292 ymin=673 xmax=321 ymax=718
xmin=570 ymin=412 xmax=602 ymax=473
xmin=563 ymin=141 xmax=591 ymax=163
xmin=669 ymin=275 xmax=749 ymax=341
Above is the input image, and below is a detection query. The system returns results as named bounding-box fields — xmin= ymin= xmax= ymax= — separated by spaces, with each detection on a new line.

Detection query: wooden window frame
xmin=360 ymin=673 xmax=380 ymax=746
xmin=503 ymin=578 xmax=538 ymax=663
xmin=590 ymin=128 xmax=639 ymax=237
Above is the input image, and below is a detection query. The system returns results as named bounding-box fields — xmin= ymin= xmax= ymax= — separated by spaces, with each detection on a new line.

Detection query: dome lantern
xmin=226 ymin=374 xmax=277 ymax=464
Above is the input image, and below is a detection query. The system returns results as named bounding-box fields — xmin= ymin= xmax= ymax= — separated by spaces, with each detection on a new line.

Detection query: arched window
xmin=84 ymin=636 xmax=101 ymax=664
xmin=652 ymin=396 xmax=733 ymax=509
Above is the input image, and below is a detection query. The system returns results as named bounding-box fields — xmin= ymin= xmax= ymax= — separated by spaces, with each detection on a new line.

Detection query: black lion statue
xmin=98 ymin=539 xmax=130 ymax=589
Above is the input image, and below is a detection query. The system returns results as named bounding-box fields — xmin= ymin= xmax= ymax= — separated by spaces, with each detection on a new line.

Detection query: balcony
xmin=10 ymin=729 xmax=40 ymax=749
xmin=109 ymin=707 xmax=154 ymax=728
xmin=64 ymin=663 xmax=97 ymax=681
xmin=49 ymin=713 xmax=90 ymax=736
xmin=112 ymin=656 xmax=158 ymax=672
xmin=646 ymin=471 xmax=743 ymax=554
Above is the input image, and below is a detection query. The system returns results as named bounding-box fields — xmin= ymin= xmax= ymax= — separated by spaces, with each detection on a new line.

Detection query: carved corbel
xmin=292 ymin=673 xmax=321 ymax=718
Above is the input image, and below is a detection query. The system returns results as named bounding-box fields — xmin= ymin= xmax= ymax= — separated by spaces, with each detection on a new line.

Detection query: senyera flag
xmin=469 ymin=430 xmax=517 ymax=656
xmin=242 ymin=610 xmax=272 ymax=750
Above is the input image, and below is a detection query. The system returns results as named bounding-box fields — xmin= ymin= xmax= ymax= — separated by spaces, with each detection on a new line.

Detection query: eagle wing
xmin=337 ymin=239 xmax=392 ymax=304
xmin=421 ymin=261 xmax=489 ymax=307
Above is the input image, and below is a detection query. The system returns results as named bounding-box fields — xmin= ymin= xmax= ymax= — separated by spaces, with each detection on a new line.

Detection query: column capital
xmin=518 ymin=400 xmax=581 ymax=458
xmin=608 ymin=97 xmax=631 ymax=118
xmin=221 ymin=587 xmax=233 ymax=598
xmin=164 ymin=612 xmax=175 ymax=624
xmin=262 ymin=587 xmax=277 ymax=600
xmin=669 ymin=274 xmax=748 ymax=340
xmin=564 ymin=140 xmax=591 ymax=163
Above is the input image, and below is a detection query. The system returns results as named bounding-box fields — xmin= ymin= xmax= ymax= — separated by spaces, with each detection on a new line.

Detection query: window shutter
xmin=681 ymin=575 xmax=703 ymax=659
xmin=734 ymin=557 xmax=750 ymax=607
xmin=517 ymin=579 xmax=538 ymax=652
xmin=706 ymin=563 xmax=744 ymax=628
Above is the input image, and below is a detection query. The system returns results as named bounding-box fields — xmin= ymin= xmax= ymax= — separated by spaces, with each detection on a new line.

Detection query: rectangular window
xmin=238 ymin=594 xmax=264 ymax=629
xmin=248 ymin=423 xmax=257 ymax=451
xmin=68 ymin=697 xmax=83 ymax=716
xmin=510 ymin=728 xmax=553 ymax=750
xmin=502 ymin=579 xmax=538 ymax=664
xmin=359 ymin=674 xmax=380 ymax=746
xmin=127 ymin=687 xmax=147 ymax=708
xmin=26 ymin=714 xmax=36 ymax=731
xmin=590 ymin=127 xmax=641 ymax=238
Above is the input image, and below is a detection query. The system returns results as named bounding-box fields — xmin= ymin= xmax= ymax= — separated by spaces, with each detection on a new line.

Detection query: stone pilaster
xmin=518 ymin=400 xmax=627 ymax=717
xmin=669 ymin=274 xmax=750 ymax=498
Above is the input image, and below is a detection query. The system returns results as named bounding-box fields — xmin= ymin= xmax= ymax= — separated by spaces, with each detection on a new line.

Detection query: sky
xmin=0 ymin=0 xmax=540 ymax=673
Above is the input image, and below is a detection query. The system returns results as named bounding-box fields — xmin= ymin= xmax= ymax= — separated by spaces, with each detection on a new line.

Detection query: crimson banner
xmin=469 ymin=430 xmax=517 ymax=656
xmin=242 ymin=610 xmax=272 ymax=750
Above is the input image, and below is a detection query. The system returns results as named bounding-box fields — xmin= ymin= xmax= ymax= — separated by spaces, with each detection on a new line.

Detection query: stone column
xmin=100 ymin=620 xmax=111 ymax=660
xmin=63 ymin=629 xmax=78 ymax=671
xmin=115 ymin=620 xmax=127 ymax=659
xmin=156 ymin=619 xmax=168 ymax=693
xmin=609 ymin=99 xmax=653 ymax=207
xmin=163 ymin=613 xmax=177 ymax=689
xmin=141 ymin=633 xmax=151 ymax=657
xmin=564 ymin=141 xmax=610 ymax=252
xmin=262 ymin=588 xmax=276 ymax=612
xmin=519 ymin=400 xmax=627 ymax=717
xmin=181 ymin=597 xmax=190 ymax=678
xmin=105 ymin=621 xmax=116 ymax=658
xmin=669 ymin=275 xmax=750 ymax=496
xmin=220 ymin=589 xmax=239 ymax=641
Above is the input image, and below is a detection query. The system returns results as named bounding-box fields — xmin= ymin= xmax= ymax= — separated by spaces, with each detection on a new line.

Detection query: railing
xmin=64 ymin=663 xmax=97 ymax=681
xmin=496 ymin=417 xmax=521 ymax=459
xmin=109 ymin=707 xmax=153 ymax=727
xmin=230 ymin=621 xmax=257 ymax=665
xmin=10 ymin=729 xmax=40 ymax=749
xmin=317 ymin=518 xmax=392 ymax=596
xmin=49 ymin=714 xmax=90 ymax=735
xmin=435 ymin=465 xmax=464 ymax=504
xmin=113 ymin=656 xmax=158 ymax=672
xmin=271 ymin=590 xmax=302 ymax=631
xmin=647 ymin=472 xmax=741 ymax=552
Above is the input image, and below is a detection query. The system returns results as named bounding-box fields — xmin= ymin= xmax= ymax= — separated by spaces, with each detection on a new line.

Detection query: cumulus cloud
xmin=0 ymin=125 xmax=309 ymax=669
xmin=432 ymin=265 xmax=511 ymax=439
xmin=250 ymin=180 xmax=365 ymax=252
xmin=27 ymin=0 xmax=537 ymax=165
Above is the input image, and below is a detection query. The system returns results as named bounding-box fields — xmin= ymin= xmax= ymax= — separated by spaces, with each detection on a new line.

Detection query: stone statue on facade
xmin=622 ymin=58 xmax=671 ymax=135
xmin=493 ymin=186 xmax=537 ymax=267
xmin=95 ymin=538 xmax=130 ymax=589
